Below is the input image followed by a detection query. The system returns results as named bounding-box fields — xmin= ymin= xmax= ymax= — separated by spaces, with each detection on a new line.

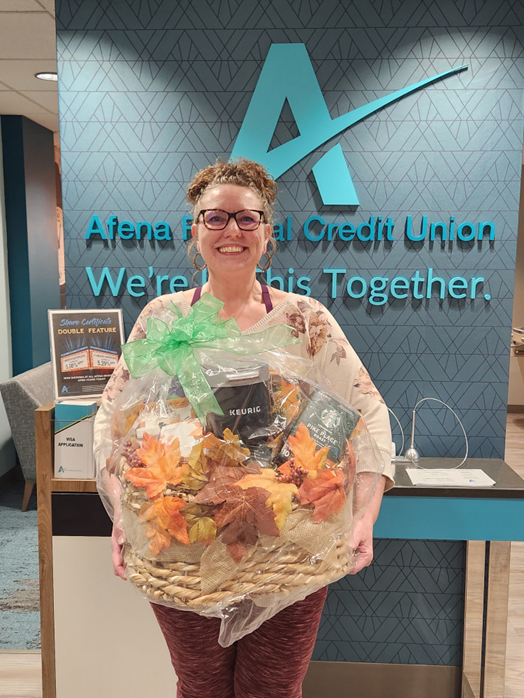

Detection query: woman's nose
xmin=223 ymin=218 xmax=242 ymax=236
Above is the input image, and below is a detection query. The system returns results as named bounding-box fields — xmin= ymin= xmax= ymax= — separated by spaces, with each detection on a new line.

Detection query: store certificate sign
xmin=48 ymin=309 xmax=124 ymax=399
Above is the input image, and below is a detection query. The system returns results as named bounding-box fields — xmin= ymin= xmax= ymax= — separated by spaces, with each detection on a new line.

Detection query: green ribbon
xmin=121 ymin=292 xmax=300 ymax=424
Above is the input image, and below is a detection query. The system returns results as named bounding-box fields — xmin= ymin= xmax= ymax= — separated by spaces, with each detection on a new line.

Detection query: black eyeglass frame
xmin=197 ymin=209 xmax=265 ymax=231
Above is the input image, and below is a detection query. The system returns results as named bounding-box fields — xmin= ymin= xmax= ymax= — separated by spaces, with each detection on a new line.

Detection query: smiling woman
xmin=183 ymin=160 xmax=282 ymax=330
xmin=93 ymin=158 xmax=393 ymax=698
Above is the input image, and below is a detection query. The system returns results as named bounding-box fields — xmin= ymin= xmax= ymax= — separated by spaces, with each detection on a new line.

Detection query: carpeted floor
xmin=0 ymin=480 xmax=40 ymax=649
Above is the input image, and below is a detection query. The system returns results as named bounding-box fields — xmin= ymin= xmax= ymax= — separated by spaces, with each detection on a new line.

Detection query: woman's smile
xmin=216 ymin=245 xmax=246 ymax=254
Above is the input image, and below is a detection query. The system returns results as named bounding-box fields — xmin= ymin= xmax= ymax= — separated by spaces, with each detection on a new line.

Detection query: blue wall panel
xmin=55 ymin=0 xmax=524 ymax=459
xmin=315 ymin=540 xmax=465 ymax=665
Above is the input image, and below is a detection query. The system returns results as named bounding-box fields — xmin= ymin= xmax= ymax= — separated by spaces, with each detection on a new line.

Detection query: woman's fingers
xmin=347 ymin=517 xmax=374 ymax=575
xmin=348 ymin=546 xmax=373 ymax=575
xmin=111 ymin=526 xmax=127 ymax=580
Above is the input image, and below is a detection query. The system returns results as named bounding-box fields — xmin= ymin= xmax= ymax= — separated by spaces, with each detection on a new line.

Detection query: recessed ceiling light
xmin=35 ymin=72 xmax=58 ymax=82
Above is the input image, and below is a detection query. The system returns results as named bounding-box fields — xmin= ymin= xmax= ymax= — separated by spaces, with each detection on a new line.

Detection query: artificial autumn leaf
xmin=182 ymin=442 xmax=208 ymax=491
xmin=183 ymin=504 xmax=217 ymax=546
xmin=274 ymin=378 xmax=302 ymax=422
xmin=207 ymin=461 xmax=252 ymax=479
xmin=221 ymin=518 xmax=259 ymax=562
xmin=136 ymin=432 xmax=165 ymax=466
xmin=139 ymin=495 xmax=189 ymax=554
xmin=298 ymin=468 xmax=346 ymax=522
xmin=125 ymin=434 xmax=188 ymax=499
xmin=194 ymin=462 xmax=246 ymax=505
xmin=287 ymin=423 xmax=329 ymax=477
xmin=162 ymin=496 xmax=190 ymax=544
xmin=124 ymin=463 xmax=174 ymax=500
xmin=277 ymin=460 xmax=292 ymax=477
xmin=157 ymin=438 xmax=184 ymax=475
xmin=167 ymin=397 xmax=190 ymax=410
xmin=111 ymin=402 xmax=144 ymax=440
xmin=143 ymin=519 xmax=171 ymax=557
xmin=225 ymin=540 xmax=249 ymax=563
xmin=214 ymin=485 xmax=280 ymax=560
xmin=236 ymin=469 xmax=298 ymax=530
xmin=202 ymin=428 xmax=250 ymax=467
xmin=189 ymin=517 xmax=217 ymax=546
xmin=189 ymin=423 xmax=204 ymax=438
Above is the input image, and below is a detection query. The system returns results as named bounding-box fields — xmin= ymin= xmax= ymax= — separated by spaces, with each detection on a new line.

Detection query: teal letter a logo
xmin=232 ymin=44 xmax=466 ymax=206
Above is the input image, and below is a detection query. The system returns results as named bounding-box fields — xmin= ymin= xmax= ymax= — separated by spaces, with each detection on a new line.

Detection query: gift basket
xmin=96 ymin=294 xmax=384 ymax=646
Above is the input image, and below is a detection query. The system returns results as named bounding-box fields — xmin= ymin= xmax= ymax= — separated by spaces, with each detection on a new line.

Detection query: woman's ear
xmin=191 ymin=223 xmax=198 ymax=246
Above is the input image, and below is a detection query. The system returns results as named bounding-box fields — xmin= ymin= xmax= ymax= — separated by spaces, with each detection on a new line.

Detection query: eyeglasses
xmin=198 ymin=209 xmax=265 ymax=231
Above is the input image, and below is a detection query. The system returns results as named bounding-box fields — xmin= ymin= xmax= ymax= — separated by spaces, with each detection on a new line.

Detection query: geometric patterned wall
xmin=314 ymin=540 xmax=465 ymax=665
xmin=56 ymin=0 xmax=524 ymax=460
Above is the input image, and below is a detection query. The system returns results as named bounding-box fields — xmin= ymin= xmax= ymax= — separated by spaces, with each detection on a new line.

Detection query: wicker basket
xmin=123 ymin=517 xmax=351 ymax=610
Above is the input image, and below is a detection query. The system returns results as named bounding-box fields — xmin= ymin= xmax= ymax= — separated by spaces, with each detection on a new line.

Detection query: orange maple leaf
xmin=139 ymin=495 xmax=190 ymax=555
xmin=136 ymin=432 xmax=164 ymax=466
xmin=287 ymin=423 xmax=329 ymax=477
xmin=277 ymin=460 xmax=293 ymax=477
xmin=275 ymin=378 xmax=302 ymax=422
xmin=298 ymin=468 xmax=346 ymax=522
xmin=143 ymin=519 xmax=172 ymax=557
xmin=161 ymin=496 xmax=190 ymax=545
xmin=125 ymin=434 xmax=188 ymax=499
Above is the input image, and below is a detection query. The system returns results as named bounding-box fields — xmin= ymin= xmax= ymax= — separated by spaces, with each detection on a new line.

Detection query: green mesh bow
xmin=121 ymin=292 xmax=299 ymax=424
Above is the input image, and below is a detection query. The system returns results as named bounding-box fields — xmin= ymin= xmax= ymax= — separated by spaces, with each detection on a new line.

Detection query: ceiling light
xmin=35 ymin=72 xmax=58 ymax=82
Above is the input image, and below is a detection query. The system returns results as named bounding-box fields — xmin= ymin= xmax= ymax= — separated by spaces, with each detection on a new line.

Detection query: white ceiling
xmin=0 ymin=0 xmax=59 ymax=132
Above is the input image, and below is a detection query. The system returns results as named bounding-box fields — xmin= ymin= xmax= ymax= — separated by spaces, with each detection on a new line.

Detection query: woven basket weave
xmin=124 ymin=533 xmax=350 ymax=610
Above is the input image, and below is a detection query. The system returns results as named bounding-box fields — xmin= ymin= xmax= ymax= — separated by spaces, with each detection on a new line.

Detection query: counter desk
xmin=36 ymin=403 xmax=524 ymax=698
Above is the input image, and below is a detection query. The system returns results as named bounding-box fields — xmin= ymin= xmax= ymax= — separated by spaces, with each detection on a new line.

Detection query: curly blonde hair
xmin=186 ymin=158 xmax=278 ymax=227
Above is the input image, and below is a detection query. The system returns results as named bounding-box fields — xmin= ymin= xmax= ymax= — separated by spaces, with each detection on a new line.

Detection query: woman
xmin=95 ymin=158 xmax=393 ymax=698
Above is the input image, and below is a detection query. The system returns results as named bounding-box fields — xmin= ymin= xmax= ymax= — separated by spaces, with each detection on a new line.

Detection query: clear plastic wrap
xmin=96 ymin=294 xmax=384 ymax=646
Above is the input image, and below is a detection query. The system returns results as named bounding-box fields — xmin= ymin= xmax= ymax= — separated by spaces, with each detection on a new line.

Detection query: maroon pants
xmin=151 ymin=586 xmax=328 ymax=698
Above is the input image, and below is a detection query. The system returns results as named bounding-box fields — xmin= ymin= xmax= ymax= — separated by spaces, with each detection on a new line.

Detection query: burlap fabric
xmin=122 ymin=502 xmax=353 ymax=610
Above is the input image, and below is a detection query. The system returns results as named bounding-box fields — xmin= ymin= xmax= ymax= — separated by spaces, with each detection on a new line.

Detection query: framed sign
xmin=48 ymin=309 xmax=125 ymax=399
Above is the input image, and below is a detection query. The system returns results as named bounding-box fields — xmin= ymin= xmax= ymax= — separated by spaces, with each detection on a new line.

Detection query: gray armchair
xmin=0 ymin=362 xmax=54 ymax=510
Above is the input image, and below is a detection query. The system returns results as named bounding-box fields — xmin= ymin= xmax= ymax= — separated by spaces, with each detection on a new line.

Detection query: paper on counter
xmin=406 ymin=469 xmax=496 ymax=487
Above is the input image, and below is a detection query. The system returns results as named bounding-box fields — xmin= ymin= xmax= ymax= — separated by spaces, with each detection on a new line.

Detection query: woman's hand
xmin=347 ymin=473 xmax=388 ymax=575
xmin=111 ymin=523 xmax=127 ymax=580
xmin=347 ymin=514 xmax=374 ymax=575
